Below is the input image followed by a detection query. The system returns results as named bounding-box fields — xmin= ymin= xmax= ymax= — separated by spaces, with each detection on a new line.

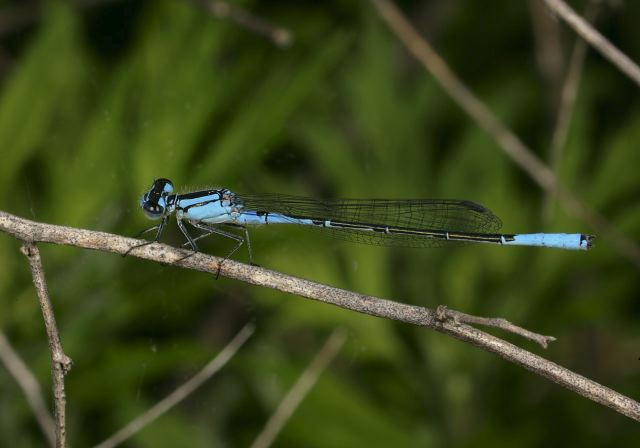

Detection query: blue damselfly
xmin=131 ymin=179 xmax=593 ymax=264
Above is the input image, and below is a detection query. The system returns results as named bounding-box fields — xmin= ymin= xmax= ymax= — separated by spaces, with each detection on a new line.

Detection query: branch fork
xmin=1 ymin=209 xmax=639 ymax=448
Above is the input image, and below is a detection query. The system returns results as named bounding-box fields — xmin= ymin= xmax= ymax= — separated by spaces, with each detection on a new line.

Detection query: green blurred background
xmin=0 ymin=0 xmax=639 ymax=446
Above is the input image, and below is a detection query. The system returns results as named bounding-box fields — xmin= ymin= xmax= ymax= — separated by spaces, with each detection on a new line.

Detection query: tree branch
xmin=1 ymin=211 xmax=639 ymax=422
xmin=436 ymin=306 xmax=556 ymax=349
xmin=19 ymin=242 xmax=73 ymax=448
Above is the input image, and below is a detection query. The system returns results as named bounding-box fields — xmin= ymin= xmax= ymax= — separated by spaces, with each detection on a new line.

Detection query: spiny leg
xmin=219 ymin=223 xmax=254 ymax=265
xmin=181 ymin=223 xmax=254 ymax=263
xmin=176 ymin=216 xmax=199 ymax=251
xmin=174 ymin=216 xmax=200 ymax=263
xmin=182 ymin=229 xmax=217 ymax=246
xmin=123 ymin=218 xmax=167 ymax=257
xmin=176 ymin=220 xmax=246 ymax=278
xmin=191 ymin=222 xmax=246 ymax=278
xmin=243 ymin=226 xmax=254 ymax=265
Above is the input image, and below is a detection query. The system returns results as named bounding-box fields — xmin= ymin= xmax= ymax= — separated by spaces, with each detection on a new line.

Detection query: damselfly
xmin=132 ymin=178 xmax=593 ymax=263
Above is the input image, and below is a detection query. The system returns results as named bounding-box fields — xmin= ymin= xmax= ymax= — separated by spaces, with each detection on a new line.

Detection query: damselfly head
xmin=140 ymin=178 xmax=174 ymax=219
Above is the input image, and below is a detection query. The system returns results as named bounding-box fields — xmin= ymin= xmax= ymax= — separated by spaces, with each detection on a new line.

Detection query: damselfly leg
xmin=123 ymin=217 xmax=168 ymax=257
xmin=180 ymin=224 xmax=253 ymax=260
xmin=175 ymin=218 xmax=251 ymax=278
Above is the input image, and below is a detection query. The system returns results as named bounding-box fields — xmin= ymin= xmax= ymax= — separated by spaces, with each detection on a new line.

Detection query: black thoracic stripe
xmin=177 ymin=190 xmax=220 ymax=200
xmin=181 ymin=198 xmax=220 ymax=213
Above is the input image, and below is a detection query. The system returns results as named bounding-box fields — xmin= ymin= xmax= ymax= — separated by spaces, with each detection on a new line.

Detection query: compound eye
xmin=143 ymin=202 xmax=165 ymax=219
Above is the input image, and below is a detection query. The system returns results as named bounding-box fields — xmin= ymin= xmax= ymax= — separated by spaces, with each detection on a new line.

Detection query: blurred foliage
xmin=0 ymin=0 xmax=639 ymax=446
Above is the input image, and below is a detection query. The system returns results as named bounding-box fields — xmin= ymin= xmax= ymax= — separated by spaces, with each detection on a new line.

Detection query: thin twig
xmin=544 ymin=2 xmax=598 ymax=217
xmin=94 ymin=324 xmax=255 ymax=448
xmin=1 ymin=212 xmax=639 ymax=421
xmin=0 ymin=330 xmax=56 ymax=447
xmin=188 ymin=0 xmax=293 ymax=47
xmin=436 ymin=306 xmax=556 ymax=349
xmin=250 ymin=329 xmax=347 ymax=448
xmin=19 ymin=242 xmax=73 ymax=448
xmin=543 ymin=0 xmax=640 ymax=87
xmin=370 ymin=0 xmax=640 ymax=269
